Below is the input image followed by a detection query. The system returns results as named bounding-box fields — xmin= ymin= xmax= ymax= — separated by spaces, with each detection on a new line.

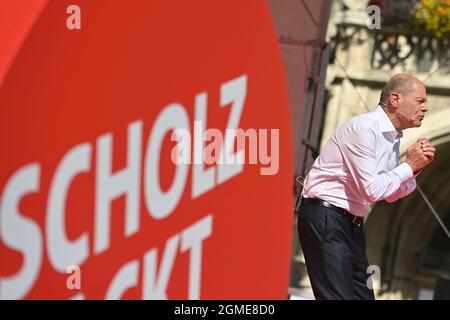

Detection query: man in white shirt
xmin=297 ymin=73 xmax=435 ymax=300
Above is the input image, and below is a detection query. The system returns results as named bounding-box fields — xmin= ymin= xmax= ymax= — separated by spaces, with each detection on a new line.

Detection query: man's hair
xmin=379 ymin=75 xmax=416 ymax=104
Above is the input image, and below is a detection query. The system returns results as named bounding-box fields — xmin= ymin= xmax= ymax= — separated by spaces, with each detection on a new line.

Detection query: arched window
xmin=420 ymin=210 xmax=450 ymax=275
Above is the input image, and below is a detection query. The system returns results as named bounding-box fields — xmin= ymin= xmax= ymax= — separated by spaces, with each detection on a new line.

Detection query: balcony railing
xmin=330 ymin=15 xmax=450 ymax=74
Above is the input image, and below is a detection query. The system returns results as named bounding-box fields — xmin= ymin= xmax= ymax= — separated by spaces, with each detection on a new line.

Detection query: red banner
xmin=0 ymin=0 xmax=293 ymax=299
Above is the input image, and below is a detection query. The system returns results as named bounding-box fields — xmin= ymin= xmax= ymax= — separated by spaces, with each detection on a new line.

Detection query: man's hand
xmin=420 ymin=138 xmax=435 ymax=161
xmin=406 ymin=138 xmax=435 ymax=174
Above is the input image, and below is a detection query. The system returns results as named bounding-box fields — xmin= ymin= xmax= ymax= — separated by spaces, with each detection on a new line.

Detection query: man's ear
xmin=389 ymin=92 xmax=400 ymax=108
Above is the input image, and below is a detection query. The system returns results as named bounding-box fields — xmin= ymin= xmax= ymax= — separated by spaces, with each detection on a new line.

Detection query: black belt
xmin=300 ymin=197 xmax=364 ymax=226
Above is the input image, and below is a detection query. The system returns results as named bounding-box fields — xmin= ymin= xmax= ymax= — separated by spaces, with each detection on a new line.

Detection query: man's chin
xmin=406 ymin=121 xmax=422 ymax=129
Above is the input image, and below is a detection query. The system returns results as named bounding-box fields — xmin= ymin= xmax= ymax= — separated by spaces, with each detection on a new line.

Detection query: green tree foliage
xmin=412 ymin=0 xmax=450 ymax=38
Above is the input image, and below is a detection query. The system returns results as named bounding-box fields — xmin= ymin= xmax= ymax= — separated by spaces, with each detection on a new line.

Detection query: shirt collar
xmin=374 ymin=105 xmax=403 ymax=139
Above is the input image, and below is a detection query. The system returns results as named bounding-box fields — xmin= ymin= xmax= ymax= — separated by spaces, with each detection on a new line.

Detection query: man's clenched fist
xmin=406 ymin=138 xmax=435 ymax=174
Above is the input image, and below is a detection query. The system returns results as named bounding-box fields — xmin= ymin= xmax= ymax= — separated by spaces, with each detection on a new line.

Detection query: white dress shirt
xmin=302 ymin=105 xmax=417 ymax=216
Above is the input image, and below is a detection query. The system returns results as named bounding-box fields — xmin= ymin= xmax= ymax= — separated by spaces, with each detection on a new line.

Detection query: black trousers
xmin=297 ymin=202 xmax=375 ymax=300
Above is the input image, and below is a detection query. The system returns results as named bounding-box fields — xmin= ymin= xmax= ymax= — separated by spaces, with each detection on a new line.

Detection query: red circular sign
xmin=0 ymin=0 xmax=293 ymax=299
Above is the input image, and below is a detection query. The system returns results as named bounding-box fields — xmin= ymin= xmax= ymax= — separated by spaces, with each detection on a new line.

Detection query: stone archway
xmin=366 ymin=110 xmax=450 ymax=299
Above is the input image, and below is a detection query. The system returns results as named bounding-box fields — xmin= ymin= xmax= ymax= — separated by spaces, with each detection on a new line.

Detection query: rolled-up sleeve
xmin=338 ymin=125 xmax=414 ymax=203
